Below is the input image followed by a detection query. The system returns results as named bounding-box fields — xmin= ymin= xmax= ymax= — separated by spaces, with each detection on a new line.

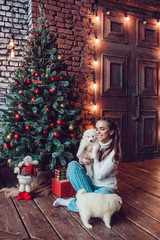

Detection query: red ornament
xmin=24 ymin=78 xmax=26 ymax=82
xmin=34 ymin=72 xmax=39 ymax=77
xmin=10 ymin=142 xmax=14 ymax=147
xmin=50 ymin=88 xmax=55 ymax=94
xmin=51 ymin=77 xmax=56 ymax=81
xmin=25 ymin=126 xmax=30 ymax=131
xmin=70 ymin=133 xmax=76 ymax=138
xmin=62 ymin=120 xmax=66 ymax=125
xmin=14 ymin=81 xmax=18 ymax=85
xmin=31 ymin=98 xmax=35 ymax=102
xmin=15 ymin=114 xmax=21 ymax=120
xmin=57 ymin=120 xmax=63 ymax=125
xmin=41 ymin=47 xmax=45 ymax=51
xmin=30 ymin=42 xmax=34 ymax=46
xmin=46 ymin=23 xmax=49 ymax=28
xmin=36 ymin=33 xmax=39 ymax=36
xmin=3 ymin=143 xmax=8 ymax=148
xmin=71 ymin=101 xmax=75 ymax=105
xmin=54 ymin=131 xmax=59 ymax=137
xmin=46 ymin=107 xmax=50 ymax=112
xmin=43 ymin=130 xmax=48 ymax=135
xmin=21 ymin=64 xmax=24 ymax=67
xmin=50 ymin=123 xmax=55 ymax=128
xmin=35 ymin=89 xmax=39 ymax=94
xmin=50 ymin=62 xmax=53 ymax=65
xmin=27 ymin=79 xmax=31 ymax=85
xmin=18 ymin=104 xmax=23 ymax=108
xmin=14 ymin=134 xmax=19 ymax=139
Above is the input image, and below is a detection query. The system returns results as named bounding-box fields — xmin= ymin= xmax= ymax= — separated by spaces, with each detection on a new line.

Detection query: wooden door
xmin=96 ymin=8 xmax=160 ymax=161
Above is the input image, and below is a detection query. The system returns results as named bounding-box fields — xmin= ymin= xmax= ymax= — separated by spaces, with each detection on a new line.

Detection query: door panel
xmin=96 ymin=8 xmax=160 ymax=161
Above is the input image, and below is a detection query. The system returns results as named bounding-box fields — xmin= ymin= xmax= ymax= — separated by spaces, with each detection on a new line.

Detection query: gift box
xmin=52 ymin=178 xmax=76 ymax=197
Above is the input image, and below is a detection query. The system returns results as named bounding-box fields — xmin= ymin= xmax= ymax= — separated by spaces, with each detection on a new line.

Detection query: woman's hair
xmin=96 ymin=117 xmax=122 ymax=165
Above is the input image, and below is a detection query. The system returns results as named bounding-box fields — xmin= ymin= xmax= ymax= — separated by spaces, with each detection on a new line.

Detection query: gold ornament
xmin=69 ymin=125 xmax=74 ymax=131
xmin=6 ymin=134 xmax=12 ymax=140
xmin=45 ymin=74 xmax=48 ymax=78
xmin=8 ymin=159 xmax=11 ymax=164
xmin=18 ymin=90 xmax=23 ymax=95
xmin=60 ymin=103 xmax=66 ymax=109
xmin=58 ymin=55 xmax=62 ymax=60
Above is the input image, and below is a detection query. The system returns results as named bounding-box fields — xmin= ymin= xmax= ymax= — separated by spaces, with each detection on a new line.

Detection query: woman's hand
xmin=79 ymin=155 xmax=94 ymax=165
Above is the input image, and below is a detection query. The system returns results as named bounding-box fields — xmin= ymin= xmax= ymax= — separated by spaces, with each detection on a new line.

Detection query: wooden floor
xmin=0 ymin=159 xmax=160 ymax=240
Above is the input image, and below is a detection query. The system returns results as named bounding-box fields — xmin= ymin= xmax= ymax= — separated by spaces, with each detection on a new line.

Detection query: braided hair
xmin=96 ymin=117 xmax=122 ymax=165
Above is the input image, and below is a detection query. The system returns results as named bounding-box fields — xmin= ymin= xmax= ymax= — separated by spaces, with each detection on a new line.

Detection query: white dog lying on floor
xmin=77 ymin=129 xmax=100 ymax=178
xmin=76 ymin=189 xmax=122 ymax=229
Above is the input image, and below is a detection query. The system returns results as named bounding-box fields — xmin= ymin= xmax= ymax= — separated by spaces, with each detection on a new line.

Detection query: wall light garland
xmin=9 ymin=0 xmax=15 ymax=58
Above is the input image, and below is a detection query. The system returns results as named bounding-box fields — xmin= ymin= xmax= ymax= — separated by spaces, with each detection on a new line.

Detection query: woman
xmin=53 ymin=117 xmax=122 ymax=212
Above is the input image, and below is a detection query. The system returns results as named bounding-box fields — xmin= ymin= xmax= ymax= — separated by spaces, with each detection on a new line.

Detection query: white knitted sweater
xmin=90 ymin=139 xmax=117 ymax=189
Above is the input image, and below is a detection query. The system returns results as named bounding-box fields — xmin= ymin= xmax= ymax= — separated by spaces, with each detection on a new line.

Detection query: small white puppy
xmin=76 ymin=189 xmax=122 ymax=229
xmin=77 ymin=129 xmax=100 ymax=178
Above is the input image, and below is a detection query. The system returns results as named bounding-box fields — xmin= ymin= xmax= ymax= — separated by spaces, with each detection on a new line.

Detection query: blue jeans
xmin=66 ymin=161 xmax=118 ymax=212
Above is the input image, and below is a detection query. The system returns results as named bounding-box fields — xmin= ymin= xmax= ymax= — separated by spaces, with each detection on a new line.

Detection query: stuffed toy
xmin=77 ymin=129 xmax=100 ymax=178
xmin=14 ymin=155 xmax=39 ymax=200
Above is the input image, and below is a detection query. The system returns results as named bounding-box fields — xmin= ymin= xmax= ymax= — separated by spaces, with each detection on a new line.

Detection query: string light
xmin=9 ymin=36 xmax=15 ymax=48
xmin=126 ymin=16 xmax=130 ymax=22
xmin=94 ymin=60 xmax=98 ymax=66
xmin=95 ymin=16 xmax=99 ymax=21
xmin=94 ymin=105 xmax=97 ymax=110
xmin=10 ymin=48 xmax=15 ymax=58
xmin=95 ymin=38 xmax=99 ymax=43
xmin=158 ymin=20 xmax=160 ymax=26
xmin=94 ymin=83 xmax=97 ymax=89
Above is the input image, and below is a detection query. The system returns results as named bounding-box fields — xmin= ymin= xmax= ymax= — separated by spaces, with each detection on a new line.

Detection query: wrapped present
xmin=54 ymin=167 xmax=67 ymax=180
xmin=52 ymin=178 xmax=76 ymax=197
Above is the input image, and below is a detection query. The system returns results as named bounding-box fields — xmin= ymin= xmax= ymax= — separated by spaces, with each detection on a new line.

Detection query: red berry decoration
xmin=35 ymin=89 xmax=39 ymax=94
xmin=18 ymin=104 xmax=22 ymax=108
xmin=46 ymin=107 xmax=50 ymax=112
xmin=50 ymin=88 xmax=55 ymax=94
xmin=25 ymin=126 xmax=30 ymax=131
xmin=3 ymin=143 xmax=8 ymax=148
xmin=41 ymin=47 xmax=45 ymax=51
xmin=54 ymin=131 xmax=59 ymax=137
xmin=70 ymin=133 xmax=76 ymax=138
xmin=14 ymin=81 xmax=18 ymax=85
xmin=34 ymin=72 xmax=39 ymax=77
xmin=43 ymin=130 xmax=48 ymax=135
xmin=50 ymin=62 xmax=53 ymax=65
xmin=14 ymin=134 xmax=19 ymax=139
xmin=50 ymin=123 xmax=55 ymax=127
xmin=10 ymin=142 xmax=14 ymax=147
xmin=31 ymin=98 xmax=35 ymax=102
xmin=15 ymin=114 xmax=21 ymax=120
xmin=57 ymin=120 xmax=63 ymax=125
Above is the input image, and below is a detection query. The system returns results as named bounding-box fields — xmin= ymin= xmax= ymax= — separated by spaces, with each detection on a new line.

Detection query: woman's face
xmin=95 ymin=120 xmax=114 ymax=143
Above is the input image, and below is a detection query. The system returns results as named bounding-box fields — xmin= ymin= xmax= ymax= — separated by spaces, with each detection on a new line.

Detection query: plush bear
xmin=77 ymin=129 xmax=100 ymax=178
xmin=14 ymin=155 xmax=39 ymax=200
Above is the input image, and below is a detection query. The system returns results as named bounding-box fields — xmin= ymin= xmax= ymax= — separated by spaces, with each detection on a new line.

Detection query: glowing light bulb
xmin=126 ymin=16 xmax=130 ymax=22
xmin=95 ymin=16 xmax=99 ymax=21
xmin=9 ymin=39 xmax=15 ymax=48
xmin=10 ymin=49 xmax=15 ymax=58
xmin=158 ymin=21 xmax=160 ymax=26
xmin=143 ymin=20 xmax=147 ymax=25
xmin=95 ymin=38 xmax=99 ymax=43
xmin=94 ymin=83 xmax=97 ymax=89
xmin=94 ymin=105 xmax=97 ymax=110
xmin=94 ymin=61 xmax=98 ymax=66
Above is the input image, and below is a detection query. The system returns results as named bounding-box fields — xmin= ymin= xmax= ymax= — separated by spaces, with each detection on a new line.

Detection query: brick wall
xmin=0 ymin=0 xmax=29 ymax=110
xmin=32 ymin=0 xmax=97 ymax=129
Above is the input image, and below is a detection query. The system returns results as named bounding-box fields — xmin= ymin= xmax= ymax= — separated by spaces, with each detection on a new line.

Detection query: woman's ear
xmin=110 ymin=130 xmax=115 ymax=136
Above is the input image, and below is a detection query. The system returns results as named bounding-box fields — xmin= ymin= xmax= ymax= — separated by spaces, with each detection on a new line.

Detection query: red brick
xmin=56 ymin=17 xmax=64 ymax=22
xmin=58 ymin=28 xmax=73 ymax=35
xmin=62 ymin=8 xmax=70 ymax=13
xmin=45 ymin=5 xmax=61 ymax=11
xmin=66 ymin=40 xmax=73 ymax=45
xmin=57 ymin=22 xmax=65 ymax=27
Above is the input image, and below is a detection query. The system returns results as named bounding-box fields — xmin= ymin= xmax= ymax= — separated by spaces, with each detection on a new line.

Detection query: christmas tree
xmin=0 ymin=6 xmax=82 ymax=171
